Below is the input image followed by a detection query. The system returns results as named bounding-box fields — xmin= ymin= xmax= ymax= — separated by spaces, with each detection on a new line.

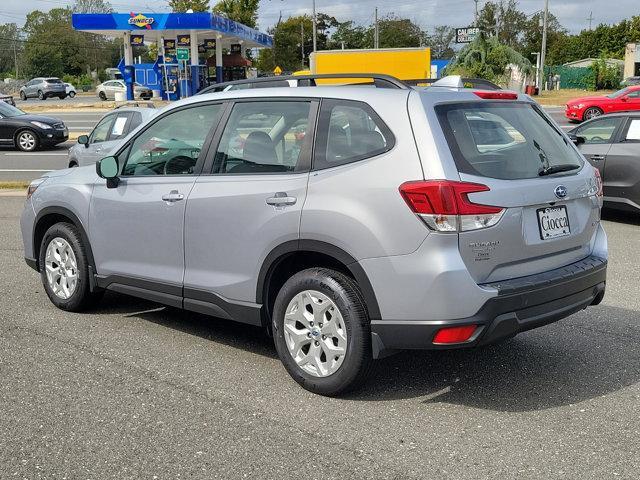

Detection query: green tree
xmin=167 ymin=0 xmax=210 ymax=13
xmin=364 ymin=14 xmax=426 ymax=48
xmin=0 ymin=23 xmax=23 ymax=77
xmin=212 ymin=0 xmax=259 ymax=27
xmin=477 ymin=0 xmax=526 ymax=49
xmin=327 ymin=20 xmax=368 ymax=50
xmin=427 ymin=25 xmax=455 ymax=59
xmin=447 ymin=32 xmax=533 ymax=85
xmin=72 ymin=0 xmax=113 ymax=13
xmin=520 ymin=11 xmax=566 ymax=65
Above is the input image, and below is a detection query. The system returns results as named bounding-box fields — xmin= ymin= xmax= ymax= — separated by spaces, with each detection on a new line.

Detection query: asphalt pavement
xmin=0 ymin=196 xmax=638 ymax=479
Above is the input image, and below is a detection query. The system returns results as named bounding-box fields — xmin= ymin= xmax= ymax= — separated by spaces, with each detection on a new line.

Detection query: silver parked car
xmin=20 ymin=75 xmax=607 ymax=395
xmin=68 ymin=107 xmax=157 ymax=168
xmin=569 ymin=112 xmax=640 ymax=212
xmin=96 ymin=80 xmax=153 ymax=101
xmin=19 ymin=77 xmax=67 ymax=100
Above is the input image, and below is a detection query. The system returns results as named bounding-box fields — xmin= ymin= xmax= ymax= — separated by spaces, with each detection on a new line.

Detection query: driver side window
xmin=90 ymin=115 xmax=115 ymax=144
xmin=122 ymin=104 xmax=222 ymax=176
xmin=575 ymin=117 xmax=622 ymax=144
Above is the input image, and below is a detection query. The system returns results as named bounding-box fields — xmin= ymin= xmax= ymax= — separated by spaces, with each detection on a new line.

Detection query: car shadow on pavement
xmin=602 ymin=208 xmax=640 ymax=225
xmin=92 ymin=294 xmax=640 ymax=411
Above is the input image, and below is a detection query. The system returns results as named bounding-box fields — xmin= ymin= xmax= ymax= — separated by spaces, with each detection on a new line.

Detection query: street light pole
xmin=539 ymin=0 xmax=549 ymax=91
xmin=312 ymin=0 xmax=317 ymax=52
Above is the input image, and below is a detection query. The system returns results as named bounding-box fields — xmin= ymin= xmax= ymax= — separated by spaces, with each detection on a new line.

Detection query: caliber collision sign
xmin=456 ymin=27 xmax=479 ymax=43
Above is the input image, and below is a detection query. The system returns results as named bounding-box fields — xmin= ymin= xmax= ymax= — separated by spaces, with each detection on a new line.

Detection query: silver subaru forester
xmin=20 ymin=75 xmax=607 ymax=396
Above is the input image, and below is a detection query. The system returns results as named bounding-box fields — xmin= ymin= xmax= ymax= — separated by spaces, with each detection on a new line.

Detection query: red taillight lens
xmin=433 ymin=325 xmax=478 ymax=344
xmin=473 ymin=90 xmax=518 ymax=100
xmin=399 ymin=181 xmax=503 ymax=215
xmin=594 ymin=169 xmax=603 ymax=198
xmin=399 ymin=181 xmax=504 ymax=232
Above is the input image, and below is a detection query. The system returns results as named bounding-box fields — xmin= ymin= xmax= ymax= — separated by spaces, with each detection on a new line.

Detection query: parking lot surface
xmin=0 ymin=197 xmax=638 ymax=479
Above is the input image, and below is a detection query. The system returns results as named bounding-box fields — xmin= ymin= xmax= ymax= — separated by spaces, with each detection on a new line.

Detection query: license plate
xmin=537 ymin=206 xmax=570 ymax=240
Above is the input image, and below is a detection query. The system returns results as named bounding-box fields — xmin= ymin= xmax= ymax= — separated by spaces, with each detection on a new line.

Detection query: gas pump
xmin=122 ymin=65 xmax=135 ymax=101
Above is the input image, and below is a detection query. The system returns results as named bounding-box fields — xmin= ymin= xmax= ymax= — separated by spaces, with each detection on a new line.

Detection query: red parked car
xmin=565 ymin=85 xmax=640 ymax=122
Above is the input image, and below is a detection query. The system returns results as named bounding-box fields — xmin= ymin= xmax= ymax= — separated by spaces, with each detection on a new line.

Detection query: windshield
xmin=0 ymin=102 xmax=25 ymax=118
xmin=436 ymin=102 xmax=583 ymax=180
xmin=607 ymin=87 xmax=630 ymax=98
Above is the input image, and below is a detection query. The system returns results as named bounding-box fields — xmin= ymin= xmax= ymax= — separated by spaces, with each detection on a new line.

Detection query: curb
xmin=0 ymin=189 xmax=26 ymax=197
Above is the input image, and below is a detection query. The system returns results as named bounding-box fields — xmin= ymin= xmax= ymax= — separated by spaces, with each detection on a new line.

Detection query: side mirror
xmin=620 ymin=96 xmax=628 ymax=102
xmin=96 ymin=156 xmax=119 ymax=188
xmin=568 ymin=133 xmax=585 ymax=146
xmin=77 ymin=134 xmax=89 ymax=147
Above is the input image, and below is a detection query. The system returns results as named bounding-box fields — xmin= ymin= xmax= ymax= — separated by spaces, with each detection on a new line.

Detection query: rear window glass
xmin=436 ymin=102 xmax=583 ymax=180
xmin=46 ymin=78 xmax=62 ymax=83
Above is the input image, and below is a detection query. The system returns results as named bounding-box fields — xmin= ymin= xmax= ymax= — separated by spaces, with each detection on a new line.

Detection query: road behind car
xmin=0 ymin=196 xmax=638 ymax=479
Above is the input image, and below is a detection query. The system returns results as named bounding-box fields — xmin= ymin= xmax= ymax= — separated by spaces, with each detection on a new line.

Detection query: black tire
xmin=583 ymin=107 xmax=603 ymax=121
xmin=68 ymin=91 xmax=76 ymax=98
xmin=69 ymin=161 xmax=78 ymax=168
xmin=39 ymin=222 xmax=102 ymax=312
xmin=15 ymin=129 xmax=39 ymax=152
xmin=58 ymin=95 xmax=66 ymax=100
xmin=38 ymin=90 xmax=45 ymax=100
xmin=20 ymin=91 xmax=27 ymax=101
xmin=272 ymin=268 xmax=373 ymax=396
xmin=98 ymin=91 xmax=107 ymax=101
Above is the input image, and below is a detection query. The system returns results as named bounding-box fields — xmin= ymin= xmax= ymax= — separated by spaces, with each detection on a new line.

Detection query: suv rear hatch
xmin=427 ymin=95 xmax=601 ymax=283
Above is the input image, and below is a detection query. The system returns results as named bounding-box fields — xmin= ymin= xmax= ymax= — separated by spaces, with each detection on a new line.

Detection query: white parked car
xmin=64 ymin=83 xmax=76 ymax=98
xmin=96 ymin=80 xmax=153 ymax=101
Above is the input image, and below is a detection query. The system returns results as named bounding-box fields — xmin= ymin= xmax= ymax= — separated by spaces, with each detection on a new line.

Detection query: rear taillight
xmin=433 ymin=325 xmax=478 ymax=344
xmin=399 ymin=180 xmax=505 ymax=232
xmin=473 ymin=90 xmax=518 ymax=100
xmin=593 ymin=169 xmax=603 ymax=198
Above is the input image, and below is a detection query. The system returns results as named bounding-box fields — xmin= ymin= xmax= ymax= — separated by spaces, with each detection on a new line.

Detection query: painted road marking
xmin=0 ymin=169 xmax=52 ymax=172
xmin=2 ymin=152 xmax=68 ymax=156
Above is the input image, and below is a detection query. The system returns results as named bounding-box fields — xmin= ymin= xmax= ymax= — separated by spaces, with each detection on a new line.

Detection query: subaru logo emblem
xmin=554 ymin=185 xmax=567 ymax=199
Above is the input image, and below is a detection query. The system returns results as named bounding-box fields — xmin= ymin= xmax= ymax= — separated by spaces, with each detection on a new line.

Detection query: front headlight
xmin=30 ymin=121 xmax=52 ymax=129
xmin=26 ymin=178 xmax=45 ymax=199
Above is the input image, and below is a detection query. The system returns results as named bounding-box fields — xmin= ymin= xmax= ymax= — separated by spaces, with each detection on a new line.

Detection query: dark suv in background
xmin=20 ymin=78 xmax=67 ymax=100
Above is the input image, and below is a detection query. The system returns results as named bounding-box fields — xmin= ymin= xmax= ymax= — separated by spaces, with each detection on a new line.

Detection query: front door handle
xmin=266 ymin=192 xmax=297 ymax=207
xmin=590 ymin=155 xmax=606 ymax=161
xmin=162 ymin=190 xmax=184 ymax=203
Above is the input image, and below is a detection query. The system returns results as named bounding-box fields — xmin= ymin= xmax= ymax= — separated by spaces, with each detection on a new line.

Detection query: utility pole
xmin=474 ymin=0 xmax=479 ymax=25
xmin=374 ymin=7 xmax=379 ymax=49
xmin=539 ymin=0 xmax=549 ymax=91
xmin=587 ymin=11 xmax=594 ymax=30
xmin=312 ymin=0 xmax=317 ymax=52
xmin=301 ymin=21 xmax=305 ymax=66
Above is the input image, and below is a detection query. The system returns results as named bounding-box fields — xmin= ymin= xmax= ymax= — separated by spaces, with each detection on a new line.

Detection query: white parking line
xmin=0 ymin=169 xmax=52 ymax=172
xmin=2 ymin=152 xmax=68 ymax=156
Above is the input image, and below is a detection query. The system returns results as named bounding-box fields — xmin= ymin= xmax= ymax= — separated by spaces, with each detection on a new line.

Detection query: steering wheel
xmin=163 ymin=155 xmax=196 ymax=175
xmin=590 ymin=136 xmax=604 ymax=142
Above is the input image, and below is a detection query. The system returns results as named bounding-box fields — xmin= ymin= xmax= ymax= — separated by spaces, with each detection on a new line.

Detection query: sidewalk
xmin=0 ymin=189 xmax=26 ymax=197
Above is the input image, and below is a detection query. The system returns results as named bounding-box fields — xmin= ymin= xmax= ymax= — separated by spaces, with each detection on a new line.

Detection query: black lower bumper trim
xmin=370 ymin=255 xmax=607 ymax=358
xmin=25 ymin=257 xmax=38 ymax=271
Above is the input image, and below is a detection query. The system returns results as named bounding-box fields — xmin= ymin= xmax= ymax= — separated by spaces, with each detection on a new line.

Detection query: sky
xmin=0 ymin=0 xmax=637 ymax=34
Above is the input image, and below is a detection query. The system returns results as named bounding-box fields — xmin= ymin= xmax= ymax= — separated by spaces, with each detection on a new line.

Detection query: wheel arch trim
xmin=257 ymin=239 xmax=382 ymax=320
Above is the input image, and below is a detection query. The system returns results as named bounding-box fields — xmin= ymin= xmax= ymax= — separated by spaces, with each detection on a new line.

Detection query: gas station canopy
xmin=72 ymin=12 xmax=273 ymax=49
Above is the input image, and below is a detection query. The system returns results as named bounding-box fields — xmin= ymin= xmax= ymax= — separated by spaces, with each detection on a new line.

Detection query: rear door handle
xmin=162 ymin=190 xmax=184 ymax=203
xmin=266 ymin=192 xmax=297 ymax=207
xmin=590 ymin=155 xmax=606 ymax=161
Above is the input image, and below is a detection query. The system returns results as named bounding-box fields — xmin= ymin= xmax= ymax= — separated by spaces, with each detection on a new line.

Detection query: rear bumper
xmin=370 ymin=255 xmax=606 ymax=358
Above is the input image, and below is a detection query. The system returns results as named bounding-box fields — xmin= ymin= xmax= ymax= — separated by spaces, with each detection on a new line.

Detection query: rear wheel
xmin=583 ymin=107 xmax=603 ymax=121
xmin=38 ymin=90 xmax=45 ymax=100
xmin=20 ymin=91 xmax=27 ymax=101
xmin=272 ymin=268 xmax=373 ymax=396
xmin=99 ymin=91 xmax=107 ymax=101
xmin=16 ymin=130 xmax=39 ymax=152
xmin=39 ymin=222 xmax=102 ymax=311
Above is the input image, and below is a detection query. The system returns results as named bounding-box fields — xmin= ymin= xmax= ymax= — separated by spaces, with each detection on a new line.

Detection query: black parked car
xmin=0 ymin=102 xmax=68 ymax=151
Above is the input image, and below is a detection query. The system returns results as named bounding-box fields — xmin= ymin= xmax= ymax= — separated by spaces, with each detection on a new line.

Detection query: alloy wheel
xmin=18 ymin=131 xmax=37 ymax=151
xmin=283 ymin=290 xmax=348 ymax=378
xmin=44 ymin=237 xmax=78 ymax=300
xmin=584 ymin=108 xmax=602 ymax=121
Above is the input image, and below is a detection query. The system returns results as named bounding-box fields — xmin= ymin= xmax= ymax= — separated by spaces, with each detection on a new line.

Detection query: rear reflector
xmin=433 ymin=325 xmax=478 ymax=344
xmin=474 ymin=90 xmax=518 ymax=100
xmin=594 ymin=168 xmax=603 ymax=198
xmin=399 ymin=180 xmax=505 ymax=232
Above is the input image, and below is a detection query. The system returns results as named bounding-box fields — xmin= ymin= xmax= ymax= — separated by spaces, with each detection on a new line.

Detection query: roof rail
xmin=198 ymin=73 xmax=410 ymax=95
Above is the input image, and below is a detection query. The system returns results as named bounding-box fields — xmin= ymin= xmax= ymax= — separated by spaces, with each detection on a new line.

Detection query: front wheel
xmin=98 ymin=91 xmax=107 ymax=101
xmin=20 ymin=91 xmax=27 ymax=101
xmin=68 ymin=91 xmax=76 ymax=98
xmin=39 ymin=222 xmax=102 ymax=311
xmin=16 ymin=130 xmax=39 ymax=152
xmin=38 ymin=90 xmax=45 ymax=100
xmin=583 ymin=107 xmax=603 ymax=121
xmin=272 ymin=268 xmax=373 ymax=396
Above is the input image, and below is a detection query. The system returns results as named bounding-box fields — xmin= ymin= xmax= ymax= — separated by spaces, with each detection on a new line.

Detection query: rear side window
xmin=314 ymin=99 xmax=394 ymax=170
xmin=436 ymin=102 xmax=583 ymax=180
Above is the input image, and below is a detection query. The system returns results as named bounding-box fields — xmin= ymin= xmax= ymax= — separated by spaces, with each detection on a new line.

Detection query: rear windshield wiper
xmin=538 ymin=164 xmax=580 ymax=176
